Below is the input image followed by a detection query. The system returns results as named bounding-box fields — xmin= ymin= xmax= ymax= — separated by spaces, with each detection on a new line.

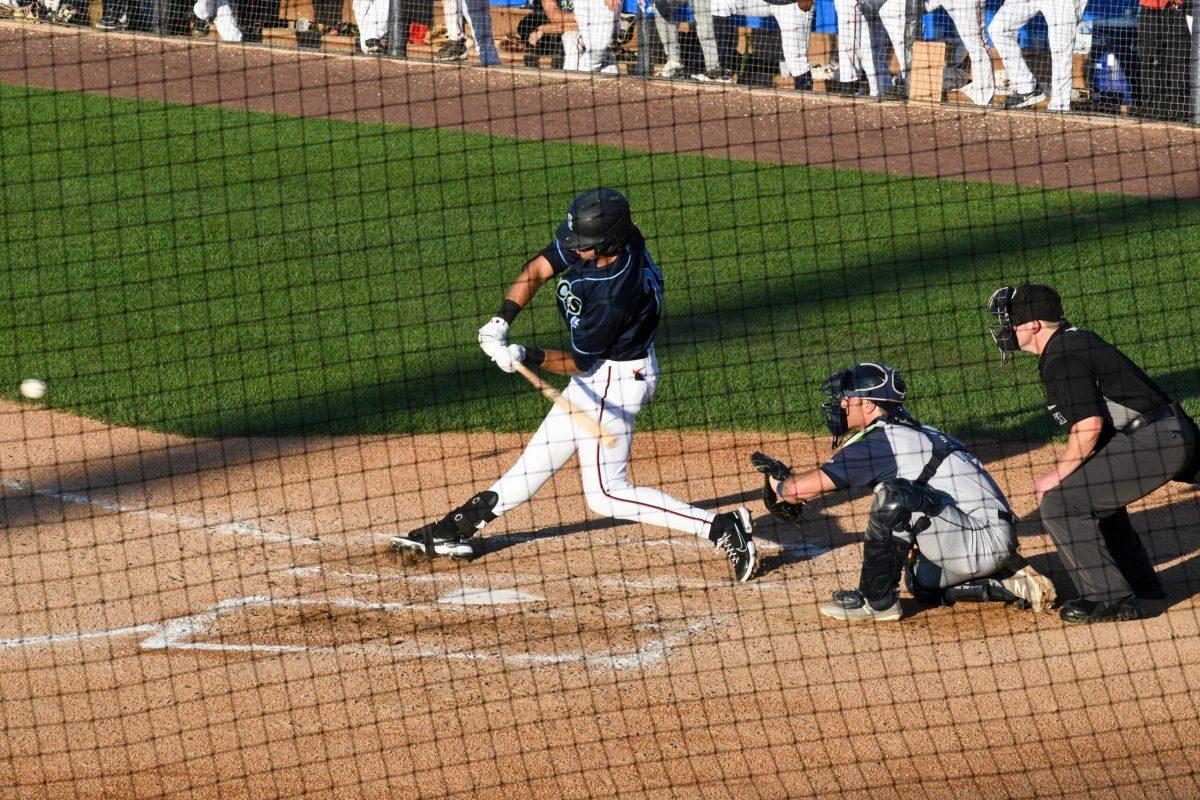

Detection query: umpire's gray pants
xmin=912 ymin=505 xmax=1016 ymax=589
xmin=1040 ymin=416 xmax=1194 ymax=601
xmin=654 ymin=0 xmax=720 ymax=72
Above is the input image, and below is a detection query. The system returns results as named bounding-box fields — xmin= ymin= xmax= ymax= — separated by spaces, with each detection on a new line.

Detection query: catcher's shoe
xmin=390 ymin=491 xmax=497 ymax=560
xmin=997 ymin=553 xmax=1056 ymax=612
xmin=819 ymin=589 xmax=902 ymax=622
xmin=710 ymin=508 xmax=756 ymax=582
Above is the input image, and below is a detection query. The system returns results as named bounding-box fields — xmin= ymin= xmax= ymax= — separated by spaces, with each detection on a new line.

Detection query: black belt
xmin=1124 ymin=403 xmax=1181 ymax=436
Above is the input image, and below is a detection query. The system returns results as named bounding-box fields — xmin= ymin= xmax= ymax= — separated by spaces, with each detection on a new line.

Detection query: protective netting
xmin=2 ymin=10 xmax=1200 ymax=799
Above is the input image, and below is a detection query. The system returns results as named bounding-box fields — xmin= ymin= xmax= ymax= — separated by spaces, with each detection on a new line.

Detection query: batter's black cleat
xmin=710 ymin=508 xmax=756 ymax=582
xmin=1060 ymin=594 xmax=1141 ymax=624
xmin=793 ymin=71 xmax=812 ymax=91
xmin=390 ymin=491 xmax=498 ymax=561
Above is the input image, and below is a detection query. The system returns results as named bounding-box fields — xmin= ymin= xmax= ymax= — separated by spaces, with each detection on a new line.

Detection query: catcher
xmin=751 ymin=362 xmax=1056 ymax=621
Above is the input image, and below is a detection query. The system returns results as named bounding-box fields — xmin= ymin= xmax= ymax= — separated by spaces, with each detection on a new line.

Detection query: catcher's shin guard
xmin=856 ymin=479 xmax=939 ymax=609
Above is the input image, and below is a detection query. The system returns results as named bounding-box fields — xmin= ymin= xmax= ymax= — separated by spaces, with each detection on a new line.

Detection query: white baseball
xmin=20 ymin=379 xmax=47 ymax=400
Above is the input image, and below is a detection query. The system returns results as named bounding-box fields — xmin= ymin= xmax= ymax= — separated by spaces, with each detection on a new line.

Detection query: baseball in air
xmin=19 ymin=379 xmax=47 ymax=400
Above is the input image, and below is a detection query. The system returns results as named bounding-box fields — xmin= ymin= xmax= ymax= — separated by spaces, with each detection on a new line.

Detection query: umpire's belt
xmin=1124 ymin=402 xmax=1183 ymax=436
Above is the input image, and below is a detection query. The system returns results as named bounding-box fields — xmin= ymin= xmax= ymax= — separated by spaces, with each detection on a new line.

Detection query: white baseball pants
xmin=193 ymin=0 xmax=242 ymax=40
xmin=353 ymin=0 xmax=388 ymax=46
xmin=487 ymin=350 xmax=717 ymax=539
xmin=570 ymin=0 xmax=619 ymax=70
xmin=855 ymin=0 xmax=906 ymax=89
xmin=931 ymin=0 xmax=994 ymax=104
xmin=990 ymin=0 xmax=1084 ymax=110
xmin=443 ymin=0 xmax=465 ymax=39
xmin=711 ymin=0 xmax=813 ymax=76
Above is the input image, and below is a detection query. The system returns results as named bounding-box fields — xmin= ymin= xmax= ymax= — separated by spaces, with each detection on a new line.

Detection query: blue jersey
xmin=541 ymin=227 xmax=664 ymax=372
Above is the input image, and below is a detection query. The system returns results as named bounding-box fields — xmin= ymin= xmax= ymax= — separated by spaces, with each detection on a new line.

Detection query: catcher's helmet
xmin=556 ymin=189 xmax=634 ymax=257
xmin=820 ymin=363 xmax=909 ymax=447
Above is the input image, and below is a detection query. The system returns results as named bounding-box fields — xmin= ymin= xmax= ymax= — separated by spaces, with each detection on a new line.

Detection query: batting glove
xmin=492 ymin=343 xmax=526 ymax=374
xmin=478 ymin=317 xmax=509 ymax=359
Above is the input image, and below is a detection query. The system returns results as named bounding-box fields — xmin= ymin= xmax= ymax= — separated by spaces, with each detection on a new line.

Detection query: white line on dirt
xmin=0 ymin=594 xmax=721 ymax=670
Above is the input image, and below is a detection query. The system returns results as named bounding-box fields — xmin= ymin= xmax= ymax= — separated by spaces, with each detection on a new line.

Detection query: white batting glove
xmin=477 ymin=316 xmax=509 ymax=357
xmin=492 ymin=343 xmax=526 ymax=374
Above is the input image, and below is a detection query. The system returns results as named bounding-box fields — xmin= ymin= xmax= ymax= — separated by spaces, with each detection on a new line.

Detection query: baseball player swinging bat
xmin=513 ymin=362 xmax=618 ymax=448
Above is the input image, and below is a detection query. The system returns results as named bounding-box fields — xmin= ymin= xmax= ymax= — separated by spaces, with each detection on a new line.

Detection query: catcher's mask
xmin=987 ymin=285 xmax=1018 ymax=365
xmin=821 ymin=363 xmax=909 ymax=448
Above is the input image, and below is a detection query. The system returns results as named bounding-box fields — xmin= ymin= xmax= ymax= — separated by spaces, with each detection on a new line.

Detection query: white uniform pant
xmin=854 ymin=0 xmax=905 ymax=90
xmin=571 ymin=0 xmax=619 ymax=71
xmin=488 ymin=351 xmax=716 ymax=538
xmin=443 ymin=0 xmax=465 ymax=39
xmin=711 ymin=0 xmax=813 ymax=76
xmin=834 ymin=0 xmax=892 ymax=91
xmin=193 ymin=0 xmax=242 ymax=41
xmin=931 ymin=0 xmax=994 ymax=104
xmin=353 ymin=0 xmax=388 ymax=45
xmin=990 ymin=0 xmax=1084 ymax=110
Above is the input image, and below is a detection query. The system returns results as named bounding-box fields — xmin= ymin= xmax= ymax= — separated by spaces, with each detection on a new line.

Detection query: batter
xmin=392 ymin=189 xmax=757 ymax=582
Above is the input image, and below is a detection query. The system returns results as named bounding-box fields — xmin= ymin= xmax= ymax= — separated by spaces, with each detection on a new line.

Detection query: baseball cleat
xmin=793 ymin=71 xmax=813 ymax=92
xmin=1059 ymin=595 xmax=1140 ymax=624
xmin=819 ymin=589 xmax=902 ymax=622
xmin=1002 ymin=86 xmax=1047 ymax=109
xmin=998 ymin=553 xmax=1056 ymax=612
xmin=390 ymin=525 xmax=476 ymax=560
xmin=657 ymin=59 xmax=684 ymax=79
xmin=692 ymin=67 xmax=734 ymax=84
xmin=433 ymin=38 xmax=468 ymax=61
xmin=712 ymin=508 xmax=756 ymax=582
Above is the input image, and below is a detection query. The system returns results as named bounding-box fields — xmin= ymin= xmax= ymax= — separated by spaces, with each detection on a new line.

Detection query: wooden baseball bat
xmin=512 ymin=362 xmax=618 ymax=448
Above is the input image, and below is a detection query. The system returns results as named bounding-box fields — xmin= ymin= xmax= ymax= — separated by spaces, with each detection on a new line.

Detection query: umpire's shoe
xmin=820 ymin=589 xmax=902 ymax=622
xmin=1060 ymin=595 xmax=1141 ymax=624
xmin=391 ymin=491 xmax=498 ymax=560
xmin=709 ymin=508 xmax=756 ymax=582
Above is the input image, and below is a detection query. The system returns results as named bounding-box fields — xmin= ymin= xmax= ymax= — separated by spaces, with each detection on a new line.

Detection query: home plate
xmin=437 ymin=588 xmax=543 ymax=606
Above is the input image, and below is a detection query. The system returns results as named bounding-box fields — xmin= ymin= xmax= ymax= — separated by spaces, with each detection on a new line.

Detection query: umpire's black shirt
xmin=1038 ymin=323 xmax=1173 ymax=433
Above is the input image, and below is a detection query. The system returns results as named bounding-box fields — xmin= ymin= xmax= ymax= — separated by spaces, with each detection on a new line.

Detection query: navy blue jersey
xmin=541 ymin=227 xmax=664 ymax=372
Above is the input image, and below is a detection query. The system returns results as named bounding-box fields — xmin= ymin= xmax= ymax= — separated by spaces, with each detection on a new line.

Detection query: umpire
xmin=987 ymin=283 xmax=1199 ymax=624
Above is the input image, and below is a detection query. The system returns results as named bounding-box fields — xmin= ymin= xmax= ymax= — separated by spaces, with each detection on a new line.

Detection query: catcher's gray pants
xmin=1040 ymin=415 xmax=1195 ymax=601
xmin=654 ymin=0 xmax=721 ymax=72
xmin=910 ymin=505 xmax=1017 ymax=589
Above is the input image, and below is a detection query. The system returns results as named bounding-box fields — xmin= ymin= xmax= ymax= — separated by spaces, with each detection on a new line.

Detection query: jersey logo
xmin=1052 ymin=411 xmax=1067 ymax=426
xmin=556 ymin=278 xmax=583 ymax=317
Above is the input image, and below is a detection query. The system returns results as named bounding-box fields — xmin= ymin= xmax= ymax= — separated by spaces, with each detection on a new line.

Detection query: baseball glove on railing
xmin=750 ymin=451 xmax=805 ymax=524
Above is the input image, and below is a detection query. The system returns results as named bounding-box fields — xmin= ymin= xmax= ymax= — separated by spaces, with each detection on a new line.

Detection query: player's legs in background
xmin=855 ymin=0 xmax=894 ymax=94
xmin=708 ymin=0 xmax=741 ymax=73
xmin=353 ymin=0 xmax=390 ymax=50
xmin=487 ymin=403 xmax=583 ymax=516
xmin=443 ymin=0 xmax=464 ymax=40
xmin=877 ymin=0 xmax=906 ymax=81
xmin=573 ymin=361 xmax=716 ymax=538
xmin=209 ymin=0 xmax=242 ymax=40
xmin=461 ymin=0 xmax=502 ymax=64
xmin=691 ymin=0 xmax=723 ymax=71
xmin=938 ymin=0 xmax=993 ymax=104
xmin=833 ymin=0 xmax=863 ymax=81
xmin=653 ymin=0 xmax=683 ymax=72
xmin=1041 ymin=0 xmax=1085 ymax=110
xmin=988 ymin=0 xmax=1038 ymax=96
xmin=743 ymin=0 xmax=811 ymax=79
xmin=573 ymin=0 xmax=619 ymax=70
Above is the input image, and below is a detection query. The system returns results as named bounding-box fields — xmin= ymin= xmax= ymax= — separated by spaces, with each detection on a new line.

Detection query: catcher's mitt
xmin=750 ymin=451 xmax=805 ymax=524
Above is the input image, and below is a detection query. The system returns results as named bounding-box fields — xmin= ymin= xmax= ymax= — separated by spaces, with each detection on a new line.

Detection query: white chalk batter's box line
xmin=0 ymin=475 xmax=831 ymax=562
xmin=0 ymin=593 xmax=728 ymax=671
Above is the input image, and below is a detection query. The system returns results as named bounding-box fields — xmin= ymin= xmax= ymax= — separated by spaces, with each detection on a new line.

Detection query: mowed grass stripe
xmin=1 ymin=83 xmax=1198 ymax=440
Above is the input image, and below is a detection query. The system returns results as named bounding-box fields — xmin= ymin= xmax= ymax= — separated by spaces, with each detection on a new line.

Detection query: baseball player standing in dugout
xmin=987 ymin=283 xmax=1200 ymax=623
xmin=751 ymin=363 xmax=1056 ymax=621
xmin=393 ymin=189 xmax=757 ymax=581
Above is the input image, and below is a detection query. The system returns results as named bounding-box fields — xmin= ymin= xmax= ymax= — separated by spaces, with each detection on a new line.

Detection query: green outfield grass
xmin=2 ymin=83 xmax=1199 ymax=442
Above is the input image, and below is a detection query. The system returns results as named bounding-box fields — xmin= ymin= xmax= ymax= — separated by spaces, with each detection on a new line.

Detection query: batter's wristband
xmin=497 ymin=299 xmax=522 ymax=324
xmin=524 ymin=347 xmax=546 ymax=367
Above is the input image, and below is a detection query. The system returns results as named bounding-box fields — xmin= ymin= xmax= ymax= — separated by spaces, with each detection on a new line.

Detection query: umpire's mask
xmin=987 ymin=285 xmax=1018 ymax=365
